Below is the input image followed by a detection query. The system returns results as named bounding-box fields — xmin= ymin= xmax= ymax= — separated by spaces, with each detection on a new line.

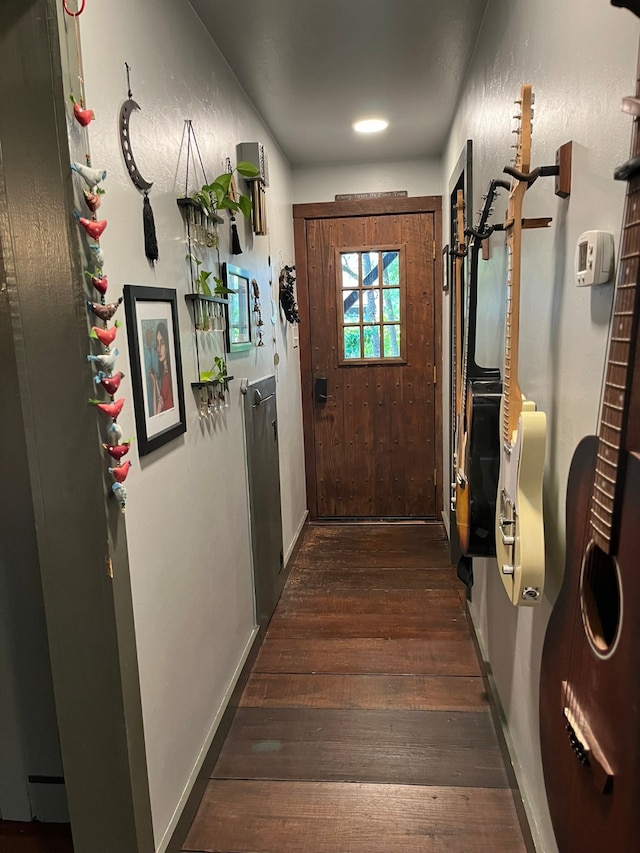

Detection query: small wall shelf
xmin=191 ymin=375 xmax=234 ymax=390
xmin=184 ymin=293 xmax=229 ymax=305
xmin=176 ymin=197 xmax=224 ymax=225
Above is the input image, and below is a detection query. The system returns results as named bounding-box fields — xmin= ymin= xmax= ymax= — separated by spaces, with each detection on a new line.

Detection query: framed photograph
xmin=123 ymin=285 xmax=186 ymax=456
xmin=442 ymin=244 xmax=450 ymax=292
xmin=223 ymin=262 xmax=252 ymax=352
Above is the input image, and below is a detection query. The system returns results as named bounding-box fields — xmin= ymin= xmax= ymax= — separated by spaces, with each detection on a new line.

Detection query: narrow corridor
xmin=183 ymin=524 xmax=531 ymax=852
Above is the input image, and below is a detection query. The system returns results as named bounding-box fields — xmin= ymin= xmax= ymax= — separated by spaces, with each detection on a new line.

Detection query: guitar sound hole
xmin=581 ymin=542 xmax=622 ymax=657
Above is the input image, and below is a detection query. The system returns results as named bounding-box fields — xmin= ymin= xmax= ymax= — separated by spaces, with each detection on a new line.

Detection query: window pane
xmin=344 ymin=327 xmax=361 ymax=359
xmin=362 ymin=252 xmax=379 ymax=288
xmin=363 ymin=326 xmax=381 ymax=358
xmin=341 ymin=253 xmax=359 ymax=289
xmin=382 ymin=252 xmax=400 ymax=285
xmin=383 ymin=324 xmax=401 ymax=357
xmin=343 ymin=290 xmax=360 ymax=323
xmin=362 ymin=288 xmax=380 ymax=323
xmin=382 ymin=288 xmax=400 ymax=322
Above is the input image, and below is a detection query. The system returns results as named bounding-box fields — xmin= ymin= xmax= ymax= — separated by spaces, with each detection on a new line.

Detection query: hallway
xmin=183 ymin=524 xmax=531 ymax=852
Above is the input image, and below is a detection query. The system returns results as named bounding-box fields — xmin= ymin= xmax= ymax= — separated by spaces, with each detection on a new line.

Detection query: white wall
xmin=71 ymin=2 xmax=305 ymax=848
xmin=443 ymin=2 xmax=639 ymax=850
xmin=293 ymin=158 xmax=442 ymax=203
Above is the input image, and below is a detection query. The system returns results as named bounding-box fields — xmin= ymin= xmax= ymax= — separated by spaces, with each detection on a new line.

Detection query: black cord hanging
xmin=119 ymin=63 xmax=158 ymax=263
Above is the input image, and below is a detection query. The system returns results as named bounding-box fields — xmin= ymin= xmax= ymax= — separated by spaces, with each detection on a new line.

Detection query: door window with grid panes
xmin=337 ymin=248 xmax=406 ymax=364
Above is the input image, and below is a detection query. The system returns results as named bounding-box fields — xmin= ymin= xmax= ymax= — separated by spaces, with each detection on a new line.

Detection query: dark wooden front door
xmin=294 ymin=197 xmax=442 ymax=520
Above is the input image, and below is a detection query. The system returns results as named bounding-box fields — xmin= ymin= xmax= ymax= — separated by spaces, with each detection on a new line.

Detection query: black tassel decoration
xmin=143 ymin=192 xmax=159 ymax=262
xmin=230 ymin=215 xmax=242 ymax=255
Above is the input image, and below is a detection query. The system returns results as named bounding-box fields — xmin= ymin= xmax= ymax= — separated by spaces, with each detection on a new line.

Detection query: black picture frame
xmin=123 ymin=285 xmax=186 ymax=456
xmin=223 ymin=262 xmax=253 ymax=352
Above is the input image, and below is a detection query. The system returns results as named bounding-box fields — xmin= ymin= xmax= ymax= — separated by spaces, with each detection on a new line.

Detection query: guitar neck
xmin=590 ymin=176 xmax=640 ymax=553
xmin=454 ymin=190 xmax=466 ymax=420
xmin=502 ymin=187 xmax=525 ymax=445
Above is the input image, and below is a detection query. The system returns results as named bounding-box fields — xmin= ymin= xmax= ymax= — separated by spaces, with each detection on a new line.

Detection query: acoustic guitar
xmin=539 ymin=21 xmax=640 ymax=851
xmin=455 ymin=178 xmax=508 ymax=559
xmin=494 ymin=84 xmax=547 ymax=605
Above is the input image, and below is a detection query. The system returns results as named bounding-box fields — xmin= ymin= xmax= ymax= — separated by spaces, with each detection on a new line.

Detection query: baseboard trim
xmin=161 ymin=515 xmax=309 ymax=853
xmin=284 ymin=509 xmax=308 ymax=567
xmin=161 ymin=626 xmax=260 ymax=853
xmin=465 ymin=605 xmax=540 ymax=853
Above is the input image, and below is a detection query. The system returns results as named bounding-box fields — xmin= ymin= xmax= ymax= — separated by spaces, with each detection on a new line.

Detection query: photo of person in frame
xmin=143 ymin=320 xmax=174 ymax=416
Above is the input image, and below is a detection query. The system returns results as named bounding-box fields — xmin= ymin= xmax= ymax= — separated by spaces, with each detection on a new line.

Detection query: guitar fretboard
xmin=590 ymin=174 xmax=640 ymax=553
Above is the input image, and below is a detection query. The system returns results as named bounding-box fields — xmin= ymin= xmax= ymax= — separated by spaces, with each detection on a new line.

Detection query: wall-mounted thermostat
xmin=575 ymin=230 xmax=614 ymax=286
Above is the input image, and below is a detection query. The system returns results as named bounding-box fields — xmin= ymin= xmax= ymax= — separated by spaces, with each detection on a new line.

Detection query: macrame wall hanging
xmin=119 ymin=62 xmax=158 ymax=263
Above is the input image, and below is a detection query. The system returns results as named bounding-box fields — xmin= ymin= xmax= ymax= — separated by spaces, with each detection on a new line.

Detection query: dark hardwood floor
xmin=0 ymin=820 xmax=73 ymax=853
xmin=183 ymin=523 xmax=532 ymax=853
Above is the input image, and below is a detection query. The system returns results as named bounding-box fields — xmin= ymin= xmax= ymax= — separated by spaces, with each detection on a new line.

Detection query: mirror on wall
xmin=223 ymin=262 xmax=252 ymax=352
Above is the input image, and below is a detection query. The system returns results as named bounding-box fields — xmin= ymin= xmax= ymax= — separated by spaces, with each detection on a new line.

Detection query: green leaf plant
xmin=191 ymin=161 xmax=260 ymax=220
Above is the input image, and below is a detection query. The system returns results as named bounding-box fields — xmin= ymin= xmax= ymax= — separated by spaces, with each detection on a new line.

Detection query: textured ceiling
xmin=189 ymin=0 xmax=489 ymax=165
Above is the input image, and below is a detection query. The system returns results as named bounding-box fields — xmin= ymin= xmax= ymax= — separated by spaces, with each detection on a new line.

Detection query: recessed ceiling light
xmin=353 ymin=118 xmax=389 ymax=134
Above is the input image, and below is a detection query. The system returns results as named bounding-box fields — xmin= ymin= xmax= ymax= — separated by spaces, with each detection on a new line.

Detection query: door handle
xmin=314 ymin=376 xmax=334 ymax=403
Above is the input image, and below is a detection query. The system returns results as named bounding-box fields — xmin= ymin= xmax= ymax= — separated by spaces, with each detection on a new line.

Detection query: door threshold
xmin=314 ymin=517 xmax=438 ymax=524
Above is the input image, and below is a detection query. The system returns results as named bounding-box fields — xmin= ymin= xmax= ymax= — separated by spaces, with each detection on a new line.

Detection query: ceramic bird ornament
xmin=95 ymin=370 xmax=125 ymax=396
xmin=109 ymin=460 xmax=131 ymax=483
xmin=109 ymin=422 xmax=124 ymax=443
xmin=87 ymin=297 xmax=122 ymax=322
xmin=103 ymin=441 xmax=131 ymax=461
xmin=89 ymin=243 xmax=105 ymax=269
xmin=112 ymin=481 xmax=128 ymax=511
xmin=89 ymin=397 xmax=125 ymax=420
xmin=90 ymin=322 xmax=120 ymax=348
xmin=73 ymin=210 xmax=107 ymax=240
xmin=71 ymin=161 xmax=107 ymax=189
xmin=87 ymin=349 xmax=118 ymax=374
xmin=69 ymin=94 xmax=95 ymax=127
xmin=85 ymin=270 xmax=108 ymax=296
xmin=83 ymin=188 xmax=104 ymax=213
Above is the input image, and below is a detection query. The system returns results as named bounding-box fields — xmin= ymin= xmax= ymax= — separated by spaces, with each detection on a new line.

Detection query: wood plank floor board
xmin=183 ymin=780 xmax=528 ymax=853
xmin=0 ymin=821 xmax=74 ymax=853
xmin=285 ymin=567 xmax=458 ymax=591
xmin=274 ymin=588 xmax=464 ymax=618
xmin=293 ymin=525 xmax=449 ymax=570
xmin=266 ymin=611 xmax=469 ymax=639
xmin=212 ymin=707 xmax=510 ymax=788
xmin=253 ymin=638 xmax=482 ymax=676
xmin=241 ymin=673 xmax=488 ymax=711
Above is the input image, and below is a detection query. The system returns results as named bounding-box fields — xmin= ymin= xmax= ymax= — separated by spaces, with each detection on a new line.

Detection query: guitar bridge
xmin=562 ymin=681 xmax=614 ymax=794
xmin=498 ymin=490 xmax=516 ymax=546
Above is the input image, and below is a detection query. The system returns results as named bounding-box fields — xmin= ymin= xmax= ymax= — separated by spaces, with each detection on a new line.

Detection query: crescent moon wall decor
xmin=120 ymin=63 xmax=158 ymax=263
xmin=119 ymin=99 xmax=153 ymax=192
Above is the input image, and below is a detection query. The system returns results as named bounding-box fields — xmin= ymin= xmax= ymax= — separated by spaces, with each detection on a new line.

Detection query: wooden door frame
xmin=293 ymin=196 xmax=443 ymax=521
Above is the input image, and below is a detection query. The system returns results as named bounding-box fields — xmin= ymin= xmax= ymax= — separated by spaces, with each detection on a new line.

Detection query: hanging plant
xmin=191 ymin=161 xmax=260 ymax=220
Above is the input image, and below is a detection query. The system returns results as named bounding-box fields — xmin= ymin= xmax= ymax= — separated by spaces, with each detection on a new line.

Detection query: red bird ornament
xmin=95 ymin=370 xmax=125 ymax=395
xmin=90 ymin=322 xmax=120 ymax=347
xmin=83 ymin=188 xmax=104 ymax=213
xmin=109 ymin=460 xmax=131 ymax=483
xmin=85 ymin=270 xmax=108 ymax=296
xmin=89 ymin=397 xmax=125 ymax=420
xmin=73 ymin=210 xmax=107 ymax=240
xmin=103 ymin=441 xmax=131 ymax=461
xmin=70 ymin=94 xmax=95 ymax=127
